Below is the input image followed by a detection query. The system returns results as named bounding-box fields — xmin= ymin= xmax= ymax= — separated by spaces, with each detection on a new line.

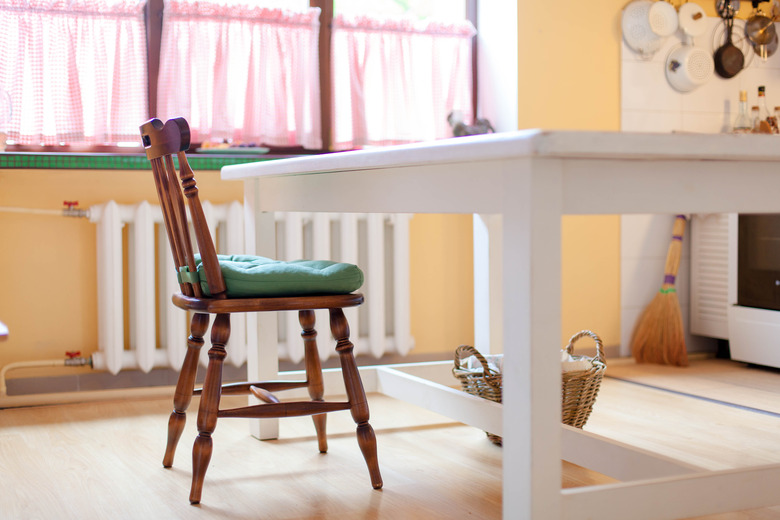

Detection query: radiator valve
xmin=64 ymin=351 xmax=93 ymax=367
xmin=62 ymin=201 xmax=89 ymax=218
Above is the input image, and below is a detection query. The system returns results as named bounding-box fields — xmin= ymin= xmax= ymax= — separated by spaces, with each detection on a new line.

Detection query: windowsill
xmin=0 ymin=151 xmax=297 ymax=170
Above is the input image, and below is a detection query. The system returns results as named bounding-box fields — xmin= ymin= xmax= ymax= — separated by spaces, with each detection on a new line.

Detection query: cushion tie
xmin=177 ymin=266 xmax=200 ymax=285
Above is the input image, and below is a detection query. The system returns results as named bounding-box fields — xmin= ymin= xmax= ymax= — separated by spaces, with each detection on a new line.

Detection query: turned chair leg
xmin=190 ymin=313 xmax=230 ymax=505
xmin=164 ymin=312 xmax=209 ymax=468
xmin=300 ymin=310 xmax=328 ymax=453
xmin=330 ymin=308 xmax=383 ymax=490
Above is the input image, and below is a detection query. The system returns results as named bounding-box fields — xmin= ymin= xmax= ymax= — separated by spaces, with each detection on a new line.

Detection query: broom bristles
xmin=631 ymin=290 xmax=688 ymax=366
xmin=631 ymin=215 xmax=689 ymax=367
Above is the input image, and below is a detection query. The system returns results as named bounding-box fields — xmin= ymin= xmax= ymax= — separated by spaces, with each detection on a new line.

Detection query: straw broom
xmin=631 ymin=215 xmax=689 ymax=367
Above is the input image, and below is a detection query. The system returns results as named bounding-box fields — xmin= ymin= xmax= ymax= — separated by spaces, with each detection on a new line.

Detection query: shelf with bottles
xmin=732 ymin=85 xmax=780 ymax=134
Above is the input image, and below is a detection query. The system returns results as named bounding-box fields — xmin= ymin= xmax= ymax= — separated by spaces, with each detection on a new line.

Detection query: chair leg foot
xmin=312 ymin=413 xmax=328 ymax=453
xmin=190 ymin=434 xmax=213 ymax=504
xmin=163 ymin=411 xmax=186 ymax=468
xmin=357 ymin=422 xmax=383 ymax=489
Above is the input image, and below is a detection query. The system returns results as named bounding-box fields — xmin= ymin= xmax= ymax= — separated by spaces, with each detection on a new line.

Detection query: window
xmin=330 ymin=13 xmax=475 ymax=149
xmin=0 ymin=0 xmax=148 ymax=148
xmin=0 ymin=0 xmax=477 ymax=152
xmin=156 ymin=2 xmax=322 ymax=149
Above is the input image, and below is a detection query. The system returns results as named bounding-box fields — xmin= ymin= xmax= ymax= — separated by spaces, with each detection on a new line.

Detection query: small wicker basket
xmin=452 ymin=330 xmax=606 ymax=446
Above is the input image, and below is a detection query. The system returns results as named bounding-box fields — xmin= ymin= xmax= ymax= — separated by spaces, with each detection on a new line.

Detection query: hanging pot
xmin=754 ymin=30 xmax=779 ymax=59
xmin=745 ymin=4 xmax=776 ymax=46
xmin=714 ymin=12 xmax=745 ymax=78
xmin=666 ymin=44 xmax=715 ymax=92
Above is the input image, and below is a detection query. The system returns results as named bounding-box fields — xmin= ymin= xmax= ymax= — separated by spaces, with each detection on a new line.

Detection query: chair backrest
xmin=139 ymin=117 xmax=227 ymax=300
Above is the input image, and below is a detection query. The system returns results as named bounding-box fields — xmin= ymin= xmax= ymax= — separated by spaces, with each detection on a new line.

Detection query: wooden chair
xmin=139 ymin=117 xmax=382 ymax=504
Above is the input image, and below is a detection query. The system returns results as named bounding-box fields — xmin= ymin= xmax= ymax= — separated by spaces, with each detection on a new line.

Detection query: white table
xmin=223 ymin=129 xmax=780 ymax=519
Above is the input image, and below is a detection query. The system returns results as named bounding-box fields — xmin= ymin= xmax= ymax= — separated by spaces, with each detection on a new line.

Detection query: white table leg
xmin=473 ymin=213 xmax=503 ymax=355
xmin=501 ymin=159 xmax=563 ymax=519
xmin=244 ymin=179 xmax=280 ymax=440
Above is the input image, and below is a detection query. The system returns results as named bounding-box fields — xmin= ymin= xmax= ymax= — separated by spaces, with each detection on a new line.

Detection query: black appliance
xmin=738 ymin=214 xmax=780 ymax=311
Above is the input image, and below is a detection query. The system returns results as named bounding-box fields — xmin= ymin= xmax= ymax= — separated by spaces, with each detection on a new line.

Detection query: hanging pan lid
xmin=678 ymin=2 xmax=708 ymax=38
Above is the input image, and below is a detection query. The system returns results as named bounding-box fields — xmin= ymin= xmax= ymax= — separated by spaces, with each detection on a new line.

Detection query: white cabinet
xmin=689 ymin=213 xmax=737 ymax=340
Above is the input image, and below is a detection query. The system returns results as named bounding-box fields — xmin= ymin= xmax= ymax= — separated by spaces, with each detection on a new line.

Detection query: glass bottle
xmin=733 ymin=90 xmax=752 ymax=133
xmin=758 ymin=86 xmax=772 ymax=131
xmin=771 ymin=107 xmax=780 ymax=134
xmin=751 ymin=106 xmax=761 ymax=132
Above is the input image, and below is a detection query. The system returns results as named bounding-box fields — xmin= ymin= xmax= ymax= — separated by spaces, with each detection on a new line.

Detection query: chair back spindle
xmin=140 ymin=117 xmax=225 ymax=300
xmin=176 ymin=150 xmax=226 ymax=298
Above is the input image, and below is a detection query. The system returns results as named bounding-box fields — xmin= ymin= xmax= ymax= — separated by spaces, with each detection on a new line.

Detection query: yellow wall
xmin=409 ymin=214 xmax=474 ymax=354
xmin=514 ymin=0 xmax=630 ymax=348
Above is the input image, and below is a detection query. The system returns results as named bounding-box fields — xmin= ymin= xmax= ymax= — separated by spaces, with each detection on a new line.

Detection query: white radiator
xmin=89 ymin=201 xmax=413 ymax=375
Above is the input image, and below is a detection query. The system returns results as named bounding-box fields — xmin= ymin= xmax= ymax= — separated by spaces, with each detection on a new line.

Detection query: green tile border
xmin=0 ymin=153 xmax=278 ymax=170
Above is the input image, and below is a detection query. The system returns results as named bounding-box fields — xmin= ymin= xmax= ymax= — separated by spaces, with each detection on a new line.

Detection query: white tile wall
xmin=618 ymin=15 xmax=780 ymax=355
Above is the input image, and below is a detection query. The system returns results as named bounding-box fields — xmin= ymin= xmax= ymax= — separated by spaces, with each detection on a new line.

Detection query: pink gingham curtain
xmin=0 ymin=0 xmax=147 ymax=145
xmin=331 ymin=14 xmax=476 ymax=151
xmin=157 ymin=2 xmax=321 ymax=149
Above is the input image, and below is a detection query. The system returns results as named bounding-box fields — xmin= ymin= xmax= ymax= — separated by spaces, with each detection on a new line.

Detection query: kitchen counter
xmin=223 ymin=129 xmax=780 ymax=519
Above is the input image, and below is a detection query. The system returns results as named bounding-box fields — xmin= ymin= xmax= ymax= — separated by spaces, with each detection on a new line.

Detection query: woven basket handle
xmin=565 ymin=330 xmax=606 ymax=365
xmin=453 ymin=344 xmax=498 ymax=376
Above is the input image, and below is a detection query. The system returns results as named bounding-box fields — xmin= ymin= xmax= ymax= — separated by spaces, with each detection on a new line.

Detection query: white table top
xmin=224 ymin=130 xmax=780 ymax=219
xmin=223 ymin=130 xmax=780 ymax=181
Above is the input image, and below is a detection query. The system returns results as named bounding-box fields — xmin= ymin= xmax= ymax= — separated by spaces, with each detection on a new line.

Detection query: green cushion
xmin=194 ymin=254 xmax=364 ymax=298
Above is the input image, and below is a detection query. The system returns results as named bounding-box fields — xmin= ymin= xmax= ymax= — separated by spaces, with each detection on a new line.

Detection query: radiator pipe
xmin=0 ymin=355 xmax=93 ymax=398
xmin=0 ymin=203 xmax=91 ymax=219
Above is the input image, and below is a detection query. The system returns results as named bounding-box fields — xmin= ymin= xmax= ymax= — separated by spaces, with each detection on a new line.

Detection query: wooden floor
xmin=2 ymin=358 xmax=780 ymax=519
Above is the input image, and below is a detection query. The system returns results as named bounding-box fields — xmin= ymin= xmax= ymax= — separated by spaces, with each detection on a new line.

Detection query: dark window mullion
xmin=310 ymin=0 xmax=333 ymax=151
xmin=466 ymin=0 xmax=478 ymax=120
xmin=145 ymin=0 xmax=164 ymax=119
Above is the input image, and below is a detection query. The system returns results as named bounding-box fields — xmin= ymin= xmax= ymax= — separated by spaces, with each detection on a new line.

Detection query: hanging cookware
xmin=666 ymin=44 xmax=715 ymax=92
xmin=622 ymin=0 xmax=666 ymax=58
xmin=745 ymin=1 xmax=776 ymax=46
xmin=716 ymin=0 xmax=741 ymax=17
xmin=667 ymin=2 xmax=713 ymax=92
xmin=754 ymin=30 xmax=779 ymax=59
xmin=712 ymin=16 xmax=756 ymax=67
xmin=714 ymin=8 xmax=745 ymax=78
xmin=649 ymin=0 xmax=679 ymax=37
xmin=678 ymin=2 xmax=708 ymax=39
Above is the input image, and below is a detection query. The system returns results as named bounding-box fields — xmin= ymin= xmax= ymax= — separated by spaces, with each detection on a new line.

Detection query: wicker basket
xmin=452 ymin=330 xmax=606 ymax=445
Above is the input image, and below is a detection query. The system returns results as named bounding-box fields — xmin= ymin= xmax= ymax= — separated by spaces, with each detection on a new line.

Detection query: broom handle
xmin=661 ymin=215 xmax=687 ymax=291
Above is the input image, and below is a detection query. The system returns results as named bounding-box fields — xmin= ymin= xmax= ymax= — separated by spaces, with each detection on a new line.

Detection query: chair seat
xmin=194 ymin=254 xmax=364 ymax=298
xmin=172 ymin=291 xmax=364 ymax=314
